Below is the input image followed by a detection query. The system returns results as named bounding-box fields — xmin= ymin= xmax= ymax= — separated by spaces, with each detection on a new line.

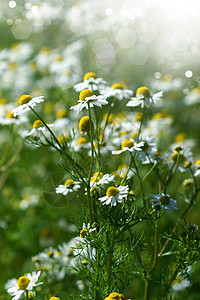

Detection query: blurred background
xmin=1 ymin=0 xmax=200 ymax=299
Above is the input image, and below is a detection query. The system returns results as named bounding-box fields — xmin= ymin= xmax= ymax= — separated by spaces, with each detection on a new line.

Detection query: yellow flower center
xmin=40 ymin=46 xmax=51 ymax=54
xmin=9 ymin=62 xmax=17 ymax=71
xmin=33 ymin=120 xmax=44 ymax=128
xmin=7 ymin=111 xmax=17 ymax=119
xmin=55 ymin=55 xmax=63 ymax=62
xmin=77 ymin=137 xmax=88 ymax=145
xmin=195 ymin=160 xmax=200 ymax=166
xmin=58 ymin=135 xmax=68 ymax=144
xmin=80 ymin=228 xmax=89 ymax=238
xmin=49 ymin=297 xmax=60 ymax=300
xmin=19 ymin=95 xmax=32 ymax=105
xmin=79 ymin=89 xmax=94 ymax=101
xmin=162 ymin=73 xmax=173 ymax=82
xmin=84 ymin=72 xmax=97 ymax=81
xmin=0 ymin=98 xmax=7 ymax=104
xmin=155 ymin=151 xmax=162 ymax=159
xmin=93 ymin=172 xmax=104 ymax=179
xmin=112 ymin=83 xmax=124 ymax=89
xmin=47 ymin=250 xmax=54 ymax=257
xmin=122 ymin=139 xmax=134 ymax=149
xmin=184 ymin=161 xmax=192 ymax=168
xmin=105 ymin=292 xmax=127 ymax=300
xmin=11 ymin=42 xmax=20 ymax=49
xmin=159 ymin=195 xmax=170 ymax=205
xmin=56 ymin=109 xmax=68 ymax=119
xmin=136 ymin=86 xmax=150 ymax=98
xmin=79 ymin=116 xmax=93 ymax=133
xmin=64 ymin=179 xmax=74 ymax=187
xmin=17 ymin=276 xmax=30 ymax=290
xmin=106 ymin=187 xmax=119 ymax=197
xmin=153 ymin=112 xmax=166 ymax=120
xmin=90 ymin=176 xmax=99 ymax=183
xmin=175 ymin=133 xmax=186 ymax=143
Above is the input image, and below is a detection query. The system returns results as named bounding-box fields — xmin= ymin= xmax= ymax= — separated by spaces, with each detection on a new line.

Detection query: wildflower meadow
xmin=1 ymin=1 xmax=200 ymax=299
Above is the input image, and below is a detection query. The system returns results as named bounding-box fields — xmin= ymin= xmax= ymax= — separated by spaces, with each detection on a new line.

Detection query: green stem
xmin=132 ymin=156 xmax=145 ymax=205
xmin=100 ymin=97 xmax=116 ymax=144
xmin=152 ymin=215 xmax=159 ymax=269
xmin=144 ymin=279 xmax=150 ymax=300
xmin=87 ymin=103 xmax=95 ymax=223
xmin=164 ymin=153 xmax=180 ymax=193
xmin=25 ymin=290 xmax=29 ymax=299
xmin=142 ymin=162 xmax=157 ymax=182
xmin=120 ymin=152 xmax=133 ymax=185
xmin=136 ymin=102 xmax=145 ymax=143
xmin=145 ymin=213 xmax=159 ymax=300
xmin=107 ymin=227 xmax=116 ymax=287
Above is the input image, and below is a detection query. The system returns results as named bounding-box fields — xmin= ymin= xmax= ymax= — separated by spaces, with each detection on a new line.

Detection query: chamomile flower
xmin=150 ymin=193 xmax=178 ymax=213
xmin=112 ymin=138 xmax=144 ymax=155
xmin=7 ymin=271 xmax=43 ymax=300
xmin=136 ymin=136 xmax=158 ymax=164
xmin=168 ymin=146 xmax=193 ymax=172
xmin=103 ymin=82 xmax=133 ymax=100
xmin=26 ymin=120 xmax=54 ymax=137
xmin=74 ymin=72 xmax=108 ymax=92
xmin=80 ymin=223 xmax=96 ymax=238
xmin=12 ymin=95 xmax=44 ymax=117
xmin=127 ymin=86 xmax=163 ymax=108
xmin=89 ymin=172 xmax=115 ymax=194
xmin=70 ymin=89 xmax=108 ymax=114
xmin=71 ymin=136 xmax=90 ymax=152
xmin=194 ymin=160 xmax=200 ymax=177
xmin=56 ymin=179 xmax=81 ymax=196
xmin=99 ymin=185 xmax=129 ymax=206
xmin=183 ymin=87 xmax=200 ymax=106
xmin=0 ymin=110 xmax=28 ymax=125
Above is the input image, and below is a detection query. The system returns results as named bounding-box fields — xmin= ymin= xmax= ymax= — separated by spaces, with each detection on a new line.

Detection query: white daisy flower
xmin=7 ymin=271 xmax=43 ymax=300
xmin=150 ymin=193 xmax=178 ymax=213
xmin=74 ymin=72 xmax=108 ymax=92
xmin=103 ymin=82 xmax=133 ymax=100
xmin=56 ymin=179 xmax=81 ymax=196
xmin=12 ymin=95 xmax=44 ymax=117
xmin=70 ymin=89 xmax=108 ymax=114
xmin=183 ymin=87 xmax=200 ymax=106
xmin=33 ymin=247 xmax=60 ymax=263
xmin=168 ymin=146 xmax=193 ymax=173
xmin=71 ymin=136 xmax=90 ymax=152
xmin=194 ymin=160 xmax=200 ymax=177
xmin=112 ymin=139 xmax=144 ymax=155
xmin=89 ymin=172 xmax=115 ymax=194
xmin=136 ymin=136 xmax=158 ymax=164
xmin=0 ymin=110 xmax=28 ymax=125
xmin=114 ymin=163 xmax=134 ymax=180
xmin=80 ymin=223 xmax=97 ymax=238
xmin=99 ymin=185 xmax=129 ymax=206
xmin=26 ymin=120 xmax=54 ymax=137
xmin=127 ymin=86 xmax=163 ymax=108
